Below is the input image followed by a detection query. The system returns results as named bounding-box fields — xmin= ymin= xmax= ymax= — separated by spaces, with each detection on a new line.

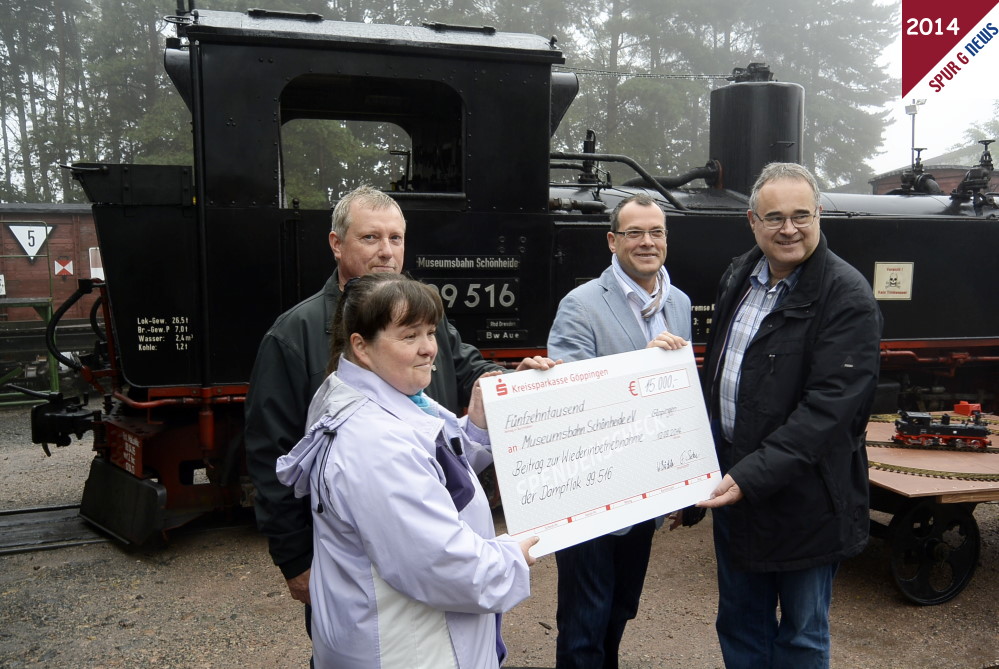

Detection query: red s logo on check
xmin=496 ymin=379 xmax=509 ymax=396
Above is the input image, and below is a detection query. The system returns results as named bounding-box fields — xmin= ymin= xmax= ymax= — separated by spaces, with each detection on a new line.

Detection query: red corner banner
xmin=902 ymin=0 xmax=998 ymax=98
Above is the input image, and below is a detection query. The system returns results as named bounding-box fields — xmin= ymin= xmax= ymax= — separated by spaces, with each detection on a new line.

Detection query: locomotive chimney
xmin=709 ymin=64 xmax=804 ymax=196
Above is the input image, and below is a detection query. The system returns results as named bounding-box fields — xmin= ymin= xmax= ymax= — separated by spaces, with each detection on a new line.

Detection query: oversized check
xmin=479 ymin=346 xmax=719 ymax=557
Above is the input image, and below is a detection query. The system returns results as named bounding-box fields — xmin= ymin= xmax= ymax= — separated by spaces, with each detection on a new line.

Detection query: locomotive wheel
xmin=887 ymin=500 xmax=980 ymax=605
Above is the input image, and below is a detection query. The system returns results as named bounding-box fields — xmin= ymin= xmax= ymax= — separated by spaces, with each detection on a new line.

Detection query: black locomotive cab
xmin=75 ymin=10 xmax=570 ymax=394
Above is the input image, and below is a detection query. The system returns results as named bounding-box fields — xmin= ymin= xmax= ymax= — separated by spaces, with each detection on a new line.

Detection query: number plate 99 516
xmin=423 ymin=278 xmax=519 ymax=314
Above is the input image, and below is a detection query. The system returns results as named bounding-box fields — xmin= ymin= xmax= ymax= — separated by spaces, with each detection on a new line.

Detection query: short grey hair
xmin=609 ymin=193 xmax=662 ymax=232
xmin=331 ymin=185 xmax=404 ymax=237
xmin=748 ymin=163 xmax=820 ymax=213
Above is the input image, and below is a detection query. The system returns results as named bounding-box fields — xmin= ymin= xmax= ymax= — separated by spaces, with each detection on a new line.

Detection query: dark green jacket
xmin=244 ymin=273 xmax=500 ymax=578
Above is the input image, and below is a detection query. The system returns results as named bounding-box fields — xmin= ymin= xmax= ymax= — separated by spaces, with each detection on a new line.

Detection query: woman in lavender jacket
xmin=277 ymin=274 xmax=539 ymax=668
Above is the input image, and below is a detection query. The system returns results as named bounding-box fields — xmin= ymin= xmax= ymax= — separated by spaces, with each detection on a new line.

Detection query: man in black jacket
xmin=698 ymin=163 xmax=882 ymax=669
xmin=244 ymin=185 xmax=552 ymax=640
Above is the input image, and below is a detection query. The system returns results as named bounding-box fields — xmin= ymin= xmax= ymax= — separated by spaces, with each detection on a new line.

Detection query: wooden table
xmin=864 ymin=416 xmax=999 ymax=605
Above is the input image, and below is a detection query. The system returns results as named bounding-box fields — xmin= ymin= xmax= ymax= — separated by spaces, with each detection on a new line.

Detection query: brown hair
xmin=328 ymin=274 xmax=444 ymax=373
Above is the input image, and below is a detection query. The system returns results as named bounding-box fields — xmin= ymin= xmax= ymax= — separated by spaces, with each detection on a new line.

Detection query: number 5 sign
xmin=7 ymin=224 xmax=54 ymax=262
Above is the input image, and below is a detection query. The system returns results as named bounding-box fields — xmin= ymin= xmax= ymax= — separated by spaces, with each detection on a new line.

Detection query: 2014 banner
xmin=902 ymin=1 xmax=998 ymax=100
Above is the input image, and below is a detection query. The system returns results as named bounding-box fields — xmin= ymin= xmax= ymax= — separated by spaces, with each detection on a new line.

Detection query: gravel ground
xmin=1 ymin=404 xmax=997 ymax=668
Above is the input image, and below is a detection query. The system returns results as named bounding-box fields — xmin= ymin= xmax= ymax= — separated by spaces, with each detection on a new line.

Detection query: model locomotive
xmin=893 ymin=409 xmax=993 ymax=449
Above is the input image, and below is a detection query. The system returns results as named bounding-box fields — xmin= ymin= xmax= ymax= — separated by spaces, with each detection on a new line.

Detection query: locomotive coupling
xmin=18 ymin=388 xmax=99 ymax=456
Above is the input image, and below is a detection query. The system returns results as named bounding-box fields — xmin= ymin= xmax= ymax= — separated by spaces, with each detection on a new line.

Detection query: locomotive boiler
xmin=18 ymin=4 xmax=998 ymax=546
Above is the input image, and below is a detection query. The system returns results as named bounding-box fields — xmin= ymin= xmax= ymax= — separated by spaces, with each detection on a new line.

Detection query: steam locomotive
xmin=893 ymin=409 xmax=993 ymax=449
xmin=15 ymin=4 xmax=998 ymax=545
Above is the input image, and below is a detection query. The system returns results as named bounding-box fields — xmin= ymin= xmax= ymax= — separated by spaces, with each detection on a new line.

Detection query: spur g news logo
xmin=495 ymin=379 xmax=509 ymax=396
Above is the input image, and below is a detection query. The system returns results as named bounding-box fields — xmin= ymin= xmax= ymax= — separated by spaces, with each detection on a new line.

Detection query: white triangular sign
xmin=7 ymin=224 xmax=54 ymax=260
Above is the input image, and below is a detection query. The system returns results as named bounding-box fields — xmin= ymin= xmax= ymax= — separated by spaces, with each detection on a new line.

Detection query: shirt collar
xmin=750 ymin=256 xmax=802 ymax=293
xmin=610 ymin=255 xmax=670 ymax=309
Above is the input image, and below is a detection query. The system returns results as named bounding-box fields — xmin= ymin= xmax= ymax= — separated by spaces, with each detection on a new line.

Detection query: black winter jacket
xmin=704 ymin=234 xmax=883 ymax=572
xmin=244 ymin=273 xmax=500 ymax=579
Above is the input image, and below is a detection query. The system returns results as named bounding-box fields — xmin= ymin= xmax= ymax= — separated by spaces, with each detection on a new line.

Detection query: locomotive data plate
xmin=133 ymin=315 xmax=195 ymax=353
xmin=478 ymin=329 xmax=529 ymax=342
xmin=421 ymin=278 xmax=520 ymax=314
xmin=414 ymin=255 xmax=522 ymax=271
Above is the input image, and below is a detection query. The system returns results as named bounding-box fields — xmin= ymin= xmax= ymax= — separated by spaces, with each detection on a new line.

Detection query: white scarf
xmin=611 ymin=255 xmax=671 ymax=339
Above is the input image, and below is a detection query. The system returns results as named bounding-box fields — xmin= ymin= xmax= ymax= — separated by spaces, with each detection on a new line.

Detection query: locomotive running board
xmin=80 ymin=457 xmax=166 ymax=546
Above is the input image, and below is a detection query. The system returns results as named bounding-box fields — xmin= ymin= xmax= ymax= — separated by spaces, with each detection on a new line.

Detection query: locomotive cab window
xmin=278 ymin=74 xmax=464 ymax=207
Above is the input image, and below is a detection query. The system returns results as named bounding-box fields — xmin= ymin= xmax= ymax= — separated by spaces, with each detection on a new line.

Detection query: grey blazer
xmin=548 ymin=265 xmax=692 ymax=362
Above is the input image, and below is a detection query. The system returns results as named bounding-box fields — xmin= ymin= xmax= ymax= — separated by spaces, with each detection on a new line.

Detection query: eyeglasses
xmin=613 ymin=228 xmax=668 ymax=241
xmin=753 ymin=211 xmax=817 ymax=230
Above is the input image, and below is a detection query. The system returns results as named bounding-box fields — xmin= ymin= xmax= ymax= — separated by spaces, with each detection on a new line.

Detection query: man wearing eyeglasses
xmin=698 ymin=163 xmax=882 ymax=669
xmin=547 ymin=193 xmax=694 ymax=669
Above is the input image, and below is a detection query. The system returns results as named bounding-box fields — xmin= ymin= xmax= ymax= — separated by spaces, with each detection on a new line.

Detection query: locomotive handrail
xmin=549 ymin=151 xmax=687 ymax=210
xmin=111 ymin=388 xmax=246 ymax=410
xmin=60 ymin=163 xmax=108 ymax=174
xmin=621 ymin=161 xmax=720 ymax=190
xmin=421 ymin=21 xmax=496 ymax=35
xmin=247 ymin=8 xmax=323 ymax=22
xmin=550 ymin=162 xmax=586 ymax=171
